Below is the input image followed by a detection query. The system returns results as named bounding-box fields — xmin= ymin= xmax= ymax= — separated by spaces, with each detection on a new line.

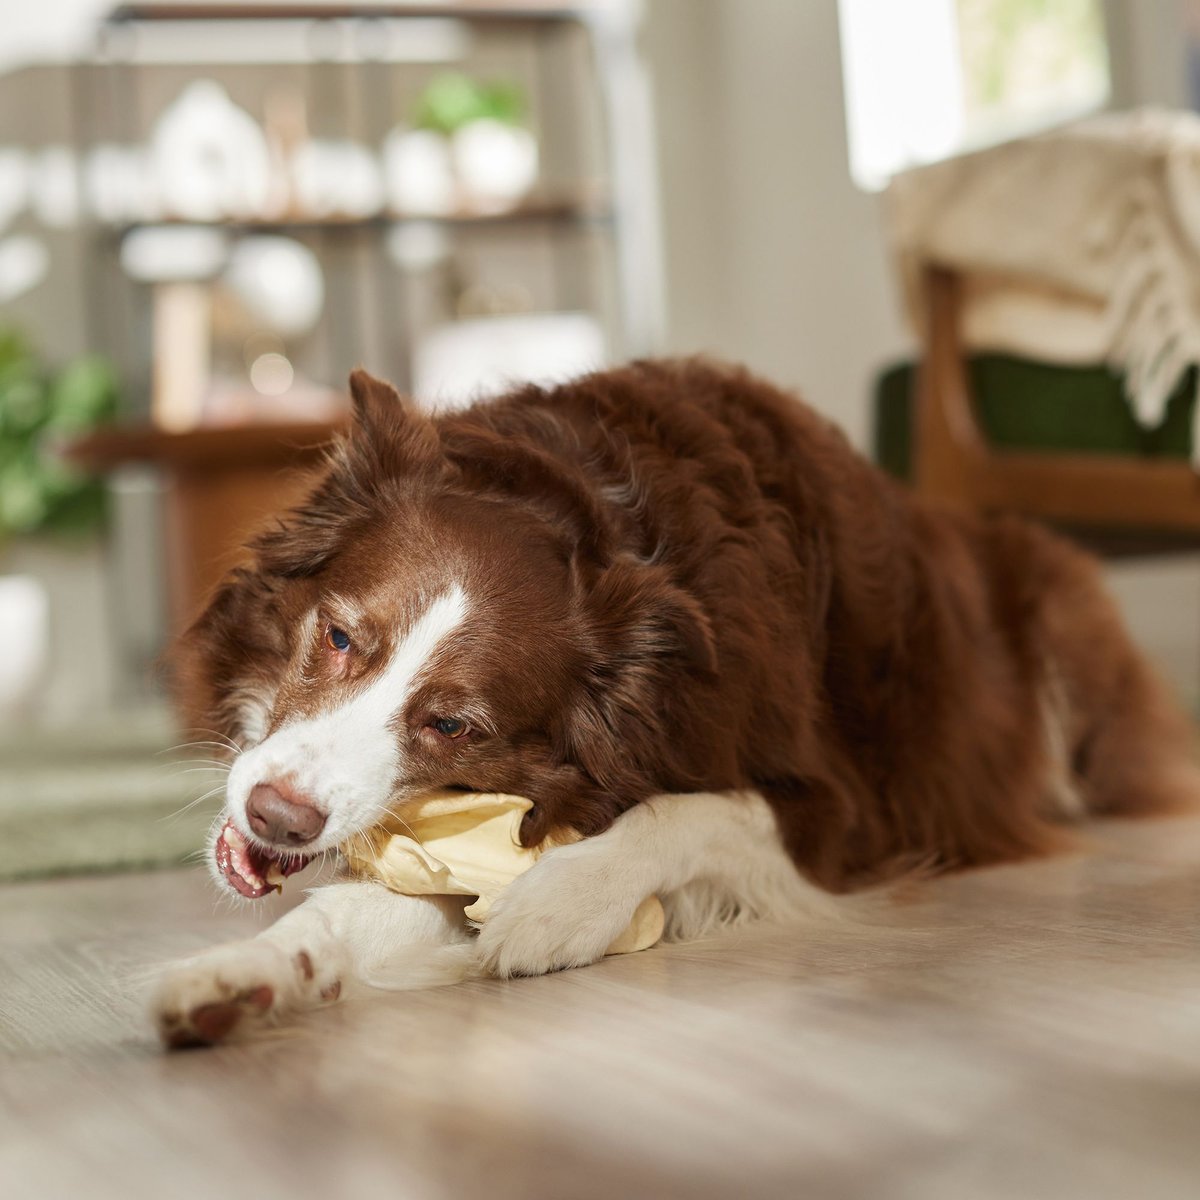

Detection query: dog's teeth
xmin=266 ymin=864 xmax=285 ymax=886
xmin=224 ymin=825 xmax=246 ymax=850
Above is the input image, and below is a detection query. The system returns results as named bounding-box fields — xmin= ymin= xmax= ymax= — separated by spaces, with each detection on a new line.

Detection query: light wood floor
xmin=4 ymin=818 xmax=1200 ymax=1200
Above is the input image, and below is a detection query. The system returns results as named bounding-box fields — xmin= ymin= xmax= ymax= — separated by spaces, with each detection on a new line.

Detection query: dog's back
xmin=447 ymin=357 xmax=1199 ymax=888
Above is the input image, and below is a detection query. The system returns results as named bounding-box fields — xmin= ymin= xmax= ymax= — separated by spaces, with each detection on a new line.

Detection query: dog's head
xmin=178 ymin=370 xmax=716 ymax=898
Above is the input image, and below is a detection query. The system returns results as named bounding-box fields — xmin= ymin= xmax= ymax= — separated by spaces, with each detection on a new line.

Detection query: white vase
xmin=151 ymin=80 xmax=272 ymax=221
xmin=0 ymin=573 xmax=48 ymax=720
xmin=0 ymin=537 xmax=117 ymax=728
xmin=451 ymin=120 xmax=538 ymax=210
xmin=383 ymin=128 xmax=456 ymax=215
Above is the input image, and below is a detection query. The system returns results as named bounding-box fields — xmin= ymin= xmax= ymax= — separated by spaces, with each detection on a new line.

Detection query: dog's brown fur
xmin=178 ymin=358 xmax=1199 ymax=892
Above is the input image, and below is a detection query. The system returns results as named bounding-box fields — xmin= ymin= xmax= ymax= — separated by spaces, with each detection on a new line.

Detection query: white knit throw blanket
xmin=887 ymin=108 xmax=1200 ymax=462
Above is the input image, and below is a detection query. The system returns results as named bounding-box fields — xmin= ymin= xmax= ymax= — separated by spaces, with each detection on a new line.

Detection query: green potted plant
xmin=385 ymin=73 xmax=538 ymax=214
xmin=0 ymin=329 xmax=119 ymax=721
xmin=0 ymin=329 xmax=117 ymax=540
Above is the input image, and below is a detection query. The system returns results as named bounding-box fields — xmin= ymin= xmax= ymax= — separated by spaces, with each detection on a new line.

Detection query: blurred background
xmin=1 ymin=0 xmax=1198 ymax=882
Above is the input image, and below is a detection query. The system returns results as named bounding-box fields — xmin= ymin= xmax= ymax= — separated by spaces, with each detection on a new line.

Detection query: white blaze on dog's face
xmin=225 ymin=585 xmax=468 ymax=843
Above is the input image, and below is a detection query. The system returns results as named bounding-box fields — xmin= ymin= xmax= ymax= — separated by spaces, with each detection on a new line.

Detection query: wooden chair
xmin=913 ymin=266 xmax=1200 ymax=556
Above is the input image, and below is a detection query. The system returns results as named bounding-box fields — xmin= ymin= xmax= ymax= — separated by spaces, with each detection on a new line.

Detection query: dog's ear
xmin=560 ymin=558 xmax=718 ymax=797
xmin=171 ymin=563 xmax=301 ymax=743
xmin=442 ymin=424 xmax=613 ymax=564
xmin=345 ymin=369 xmax=444 ymax=481
xmin=582 ymin=558 xmax=718 ymax=680
xmin=247 ymin=370 xmax=446 ymax=578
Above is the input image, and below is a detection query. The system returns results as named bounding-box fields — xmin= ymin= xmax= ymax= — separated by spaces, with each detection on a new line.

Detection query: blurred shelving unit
xmin=64 ymin=0 xmax=663 ymax=638
xmin=83 ymin=0 xmax=662 ymax=398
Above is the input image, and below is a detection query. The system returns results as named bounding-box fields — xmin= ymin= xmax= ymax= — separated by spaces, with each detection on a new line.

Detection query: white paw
xmin=475 ymin=843 xmax=644 ymax=978
xmin=151 ymin=938 xmax=343 ymax=1048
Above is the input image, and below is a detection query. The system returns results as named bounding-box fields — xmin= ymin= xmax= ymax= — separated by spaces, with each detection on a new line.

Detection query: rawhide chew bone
xmin=340 ymin=791 xmax=664 ymax=955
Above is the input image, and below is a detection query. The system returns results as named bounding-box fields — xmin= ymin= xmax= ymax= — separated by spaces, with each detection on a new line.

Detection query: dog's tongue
xmin=215 ymin=819 xmax=312 ymax=899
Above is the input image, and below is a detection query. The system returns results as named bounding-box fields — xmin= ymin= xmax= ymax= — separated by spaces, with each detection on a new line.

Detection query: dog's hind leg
xmin=1034 ymin=539 xmax=1200 ymax=820
xmin=1071 ymin=655 xmax=1200 ymax=819
xmin=152 ymin=883 xmax=472 ymax=1048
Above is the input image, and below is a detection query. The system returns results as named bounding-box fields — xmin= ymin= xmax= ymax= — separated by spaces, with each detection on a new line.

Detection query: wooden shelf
xmin=68 ymin=420 xmax=347 ymax=471
xmin=108 ymin=196 xmax=614 ymax=239
xmin=106 ymin=3 xmax=615 ymax=27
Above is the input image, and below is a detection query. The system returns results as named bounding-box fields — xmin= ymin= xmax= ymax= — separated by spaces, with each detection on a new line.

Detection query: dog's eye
xmin=325 ymin=625 xmax=352 ymax=654
xmin=431 ymin=717 xmax=469 ymax=739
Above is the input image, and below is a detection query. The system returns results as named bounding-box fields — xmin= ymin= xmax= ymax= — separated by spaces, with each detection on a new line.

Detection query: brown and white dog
xmin=153 ymin=358 xmax=1198 ymax=1046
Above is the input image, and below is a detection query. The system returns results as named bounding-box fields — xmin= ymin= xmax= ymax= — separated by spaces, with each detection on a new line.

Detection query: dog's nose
xmin=245 ymin=781 xmax=326 ymax=846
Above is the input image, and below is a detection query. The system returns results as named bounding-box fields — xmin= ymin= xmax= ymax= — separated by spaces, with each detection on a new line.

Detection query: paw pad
xmin=158 ymin=985 xmax=275 ymax=1050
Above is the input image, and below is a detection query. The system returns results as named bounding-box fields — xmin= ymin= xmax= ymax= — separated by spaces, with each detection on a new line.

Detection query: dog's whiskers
xmin=160 ymin=731 xmax=243 ymax=760
xmin=381 ymin=805 xmax=422 ymax=846
xmin=186 ymin=727 xmax=243 ymax=752
xmin=159 ymin=785 xmax=229 ymax=825
xmin=162 ymin=763 xmax=231 ymax=777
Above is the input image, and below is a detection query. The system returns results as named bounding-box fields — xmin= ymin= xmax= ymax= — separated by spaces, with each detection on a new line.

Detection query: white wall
xmin=643 ymin=0 xmax=1198 ymax=706
xmin=1093 ymin=0 xmax=1198 ymax=706
xmin=1106 ymin=0 xmax=1188 ymax=109
xmin=644 ymin=0 xmax=909 ymax=450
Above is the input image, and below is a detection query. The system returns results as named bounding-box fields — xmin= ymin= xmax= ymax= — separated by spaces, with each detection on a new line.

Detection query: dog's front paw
xmin=151 ymin=939 xmax=342 ymax=1048
xmin=475 ymin=843 xmax=643 ymax=978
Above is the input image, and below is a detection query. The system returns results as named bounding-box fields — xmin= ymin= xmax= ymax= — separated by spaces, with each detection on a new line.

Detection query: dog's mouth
xmin=214 ymin=819 xmax=313 ymax=899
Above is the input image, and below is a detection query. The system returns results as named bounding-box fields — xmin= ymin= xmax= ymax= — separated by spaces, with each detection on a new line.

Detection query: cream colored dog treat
xmin=340 ymin=791 xmax=663 ymax=956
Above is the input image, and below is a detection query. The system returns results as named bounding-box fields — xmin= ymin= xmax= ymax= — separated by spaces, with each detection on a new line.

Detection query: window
xmin=838 ymin=0 xmax=1111 ymax=190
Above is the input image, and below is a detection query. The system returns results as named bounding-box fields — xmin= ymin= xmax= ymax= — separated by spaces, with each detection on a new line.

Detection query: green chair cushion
xmin=874 ymin=355 xmax=1196 ymax=481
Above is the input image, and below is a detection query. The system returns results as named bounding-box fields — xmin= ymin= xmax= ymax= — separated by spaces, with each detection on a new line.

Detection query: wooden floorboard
xmin=3 ymin=818 xmax=1200 ymax=1200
